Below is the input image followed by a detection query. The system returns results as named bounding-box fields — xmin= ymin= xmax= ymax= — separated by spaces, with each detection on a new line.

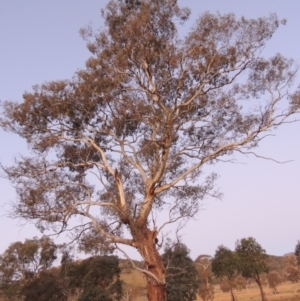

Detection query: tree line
xmin=1 ymin=236 xmax=300 ymax=301
xmin=0 ymin=236 xmax=123 ymax=301
xmin=199 ymin=238 xmax=300 ymax=301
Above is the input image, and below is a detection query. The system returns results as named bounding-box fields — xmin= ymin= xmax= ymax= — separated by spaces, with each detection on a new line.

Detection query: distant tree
xmin=2 ymin=0 xmax=300 ymax=300
xmin=198 ymin=282 xmax=214 ymax=301
xmin=162 ymin=243 xmax=198 ymax=301
xmin=76 ymin=256 xmax=123 ymax=301
xmin=212 ymin=245 xmax=238 ymax=301
xmin=0 ymin=236 xmax=57 ymax=281
xmin=21 ymin=271 xmax=66 ymax=301
xmin=295 ymin=241 xmax=300 ymax=265
xmin=235 ymin=275 xmax=247 ymax=292
xmin=267 ymin=271 xmax=281 ymax=294
xmin=235 ymin=237 xmax=268 ymax=301
xmin=219 ymin=278 xmax=231 ymax=293
xmin=0 ymin=236 xmax=58 ymax=300
xmin=58 ymin=246 xmax=79 ymax=298
xmin=266 ymin=255 xmax=286 ymax=281
xmin=284 ymin=254 xmax=300 ymax=283
xmin=0 ymin=282 xmax=22 ymax=301
xmin=195 ymin=255 xmax=214 ymax=301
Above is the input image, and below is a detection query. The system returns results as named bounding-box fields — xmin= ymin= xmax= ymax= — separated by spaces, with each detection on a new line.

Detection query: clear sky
xmin=0 ymin=0 xmax=299 ymax=260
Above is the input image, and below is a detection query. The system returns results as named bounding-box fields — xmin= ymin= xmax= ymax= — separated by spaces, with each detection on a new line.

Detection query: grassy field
xmin=212 ymin=282 xmax=300 ymax=301
xmin=120 ymin=267 xmax=300 ymax=301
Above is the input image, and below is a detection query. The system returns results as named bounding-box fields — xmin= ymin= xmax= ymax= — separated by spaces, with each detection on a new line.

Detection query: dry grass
xmin=204 ymin=282 xmax=300 ymax=301
xmin=119 ymin=265 xmax=300 ymax=301
xmin=120 ymin=268 xmax=147 ymax=288
xmin=120 ymin=268 xmax=148 ymax=300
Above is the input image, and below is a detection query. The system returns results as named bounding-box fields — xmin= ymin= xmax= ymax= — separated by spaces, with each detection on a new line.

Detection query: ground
xmin=120 ymin=266 xmax=300 ymax=301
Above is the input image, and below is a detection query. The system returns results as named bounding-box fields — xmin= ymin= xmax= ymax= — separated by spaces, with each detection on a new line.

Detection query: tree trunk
xmin=255 ymin=274 xmax=267 ymax=301
xmin=229 ymin=278 xmax=237 ymax=301
xmin=133 ymin=225 xmax=167 ymax=301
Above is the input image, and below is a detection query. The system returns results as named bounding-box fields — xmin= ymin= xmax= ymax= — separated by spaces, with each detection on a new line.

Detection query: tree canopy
xmin=0 ymin=236 xmax=57 ymax=284
xmin=1 ymin=0 xmax=300 ymax=300
xmin=0 ymin=240 xmax=123 ymax=301
xmin=284 ymin=254 xmax=300 ymax=283
xmin=267 ymin=271 xmax=281 ymax=294
xmin=21 ymin=271 xmax=66 ymax=301
xmin=235 ymin=237 xmax=268 ymax=301
xmin=212 ymin=246 xmax=237 ymax=280
xmin=195 ymin=255 xmax=214 ymax=301
xmin=0 ymin=237 xmax=58 ymax=300
xmin=295 ymin=240 xmax=300 ymax=265
xmin=162 ymin=243 xmax=198 ymax=301
xmin=212 ymin=246 xmax=238 ymax=301
xmin=76 ymin=256 xmax=123 ymax=301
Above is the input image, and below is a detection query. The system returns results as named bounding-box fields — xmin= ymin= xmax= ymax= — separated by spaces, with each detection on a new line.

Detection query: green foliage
xmin=162 ymin=243 xmax=199 ymax=301
xmin=21 ymin=271 xmax=66 ymax=301
xmin=212 ymin=246 xmax=238 ymax=301
xmin=0 ymin=241 xmax=122 ymax=301
xmin=67 ymin=256 xmax=123 ymax=301
xmin=78 ymin=228 xmax=116 ymax=256
xmin=235 ymin=237 xmax=268 ymax=301
xmin=212 ymin=245 xmax=238 ymax=280
xmin=78 ymin=288 xmax=112 ymax=301
xmin=235 ymin=237 xmax=268 ymax=279
xmin=0 ymin=236 xmax=57 ymax=280
xmin=0 ymin=236 xmax=58 ymax=300
xmin=295 ymin=241 xmax=300 ymax=265
xmin=0 ymin=281 xmax=22 ymax=300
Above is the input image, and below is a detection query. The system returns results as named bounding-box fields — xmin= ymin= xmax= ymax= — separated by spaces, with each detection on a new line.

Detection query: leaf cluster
xmin=66 ymin=255 xmax=123 ymax=301
xmin=235 ymin=237 xmax=268 ymax=279
xmin=162 ymin=243 xmax=199 ymax=301
xmin=0 ymin=236 xmax=58 ymax=300
xmin=0 ymin=238 xmax=123 ymax=301
xmin=212 ymin=246 xmax=238 ymax=281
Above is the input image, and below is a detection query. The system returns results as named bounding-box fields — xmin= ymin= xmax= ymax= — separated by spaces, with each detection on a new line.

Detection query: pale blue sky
xmin=0 ymin=0 xmax=299 ymax=259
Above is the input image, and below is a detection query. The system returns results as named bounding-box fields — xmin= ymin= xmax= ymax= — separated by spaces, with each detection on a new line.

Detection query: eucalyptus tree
xmin=212 ymin=246 xmax=238 ymax=301
xmin=235 ymin=238 xmax=268 ymax=301
xmin=1 ymin=0 xmax=300 ymax=300
xmin=22 ymin=271 xmax=67 ymax=301
xmin=77 ymin=256 xmax=123 ymax=301
xmin=162 ymin=243 xmax=199 ymax=301
xmin=195 ymin=255 xmax=214 ymax=301
xmin=284 ymin=254 xmax=300 ymax=283
xmin=0 ymin=237 xmax=58 ymax=300
xmin=267 ymin=271 xmax=281 ymax=294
